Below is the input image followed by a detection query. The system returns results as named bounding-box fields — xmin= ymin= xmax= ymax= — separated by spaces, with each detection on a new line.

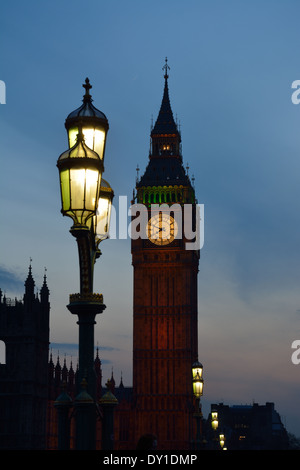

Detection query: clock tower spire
xmin=136 ymin=59 xmax=195 ymax=206
xmin=150 ymin=57 xmax=180 ymax=151
xmin=132 ymin=60 xmax=200 ymax=450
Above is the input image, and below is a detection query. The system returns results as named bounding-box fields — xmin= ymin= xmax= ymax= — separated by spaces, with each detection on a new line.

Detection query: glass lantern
xmin=57 ymin=130 xmax=103 ymax=226
xmin=65 ymin=78 xmax=109 ymax=162
xmin=192 ymin=361 xmax=204 ymax=399
xmin=211 ymin=411 xmax=219 ymax=431
xmin=95 ymin=179 xmax=114 ymax=243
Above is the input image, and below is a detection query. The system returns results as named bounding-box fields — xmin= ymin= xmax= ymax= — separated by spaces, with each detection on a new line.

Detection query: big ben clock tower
xmin=131 ymin=59 xmax=200 ymax=450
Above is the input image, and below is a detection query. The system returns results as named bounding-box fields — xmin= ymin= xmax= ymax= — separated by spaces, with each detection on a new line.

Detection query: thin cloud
xmin=49 ymin=342 xmax=120 ymax=364
xmin=0 ymin=265 xmax=24 ymax=295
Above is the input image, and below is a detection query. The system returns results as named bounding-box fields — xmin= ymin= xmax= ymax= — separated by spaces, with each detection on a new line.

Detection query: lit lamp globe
xmin=192 ymin=361 xmax=204 ymax=399
xmin=93 ymin=179 xmax=114 ymax=245
xmin=57 ymin=130 xmax=103 ymax=227
xmin=65 ymin=78 xmax=109 ymax=164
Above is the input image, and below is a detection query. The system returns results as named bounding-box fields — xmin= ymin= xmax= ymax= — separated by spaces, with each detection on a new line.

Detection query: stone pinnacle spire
xmin=151 ymin=58 xmax=179 ymax=136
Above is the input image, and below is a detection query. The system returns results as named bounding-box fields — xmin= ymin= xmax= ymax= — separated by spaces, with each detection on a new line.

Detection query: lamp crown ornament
xmin=83 ymin=77 xmax=92 ymax=101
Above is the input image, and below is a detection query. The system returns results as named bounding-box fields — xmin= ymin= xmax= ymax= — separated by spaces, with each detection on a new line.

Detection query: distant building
xmin=0 ymin=265 xmax=50 ymax=449
xmin=46 ymin=351 xmax=135 ymax=449
xmin=207 ymin=402 xmax=289 ymax=450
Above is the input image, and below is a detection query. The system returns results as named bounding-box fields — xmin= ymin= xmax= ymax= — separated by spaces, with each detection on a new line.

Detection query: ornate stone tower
xmin=132 ymin=60 xmax=200 ymax=450
xmin=0 ymin=264 xmax=50 ymax=449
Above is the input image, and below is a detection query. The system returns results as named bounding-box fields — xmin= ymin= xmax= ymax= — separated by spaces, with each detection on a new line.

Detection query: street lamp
xmin=211 ymin=410 xmax=218 ymax=431
xmin=192 ymin=361 xmax=204 ymax=449
xmin=219 ymin=433 xmax=225 ymax=449
xmin=210 ymin=408 xmax=219 ymax=449
xmin=192 ymin=361 xmax=204 ymax=399
xmin=56 ymin=78 xmax=113 ymax=450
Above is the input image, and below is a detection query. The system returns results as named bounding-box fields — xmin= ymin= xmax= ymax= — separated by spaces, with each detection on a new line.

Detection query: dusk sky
xmin=1 ymin=0 xmax=300 ymax=437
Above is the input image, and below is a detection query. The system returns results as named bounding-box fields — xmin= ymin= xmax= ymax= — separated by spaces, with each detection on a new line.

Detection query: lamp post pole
xmin=194 ymin=399 xmax=202 ymax=450
xmin=67 ymin=223 xmax=105 ymax=399
xmin=56 ymin=79 xmax=114 ymax=450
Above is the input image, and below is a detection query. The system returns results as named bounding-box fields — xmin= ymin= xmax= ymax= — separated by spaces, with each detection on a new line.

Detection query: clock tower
xmin=131 ymin=59 xmax=200 ymax=450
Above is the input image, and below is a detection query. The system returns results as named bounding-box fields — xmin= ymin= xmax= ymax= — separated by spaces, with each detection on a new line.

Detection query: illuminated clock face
xmin=147 ymin=214 xmax=178 ymax=245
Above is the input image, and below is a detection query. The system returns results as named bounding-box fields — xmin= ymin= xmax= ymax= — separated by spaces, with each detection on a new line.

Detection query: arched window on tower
xmin=0 ymin=340 xmax=6 ymax=364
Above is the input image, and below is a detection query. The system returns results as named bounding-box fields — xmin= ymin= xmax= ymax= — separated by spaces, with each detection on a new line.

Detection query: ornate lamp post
xmin=211 ymin=408 xmax=219 ymax=449
xmin=211 ymin=410 xmax=218 ymax=431
xmin=192 ymin=361 xmax=204 ymax=449
xmin=219 ymin=433 xmax=225 ymax=449
xmin=56 ymin=78 xmax=113 ymax=450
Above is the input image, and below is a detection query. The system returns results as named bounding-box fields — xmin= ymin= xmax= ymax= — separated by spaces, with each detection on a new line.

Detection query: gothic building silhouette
xmin=0 ymin=265 xmax=50 ymax=449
